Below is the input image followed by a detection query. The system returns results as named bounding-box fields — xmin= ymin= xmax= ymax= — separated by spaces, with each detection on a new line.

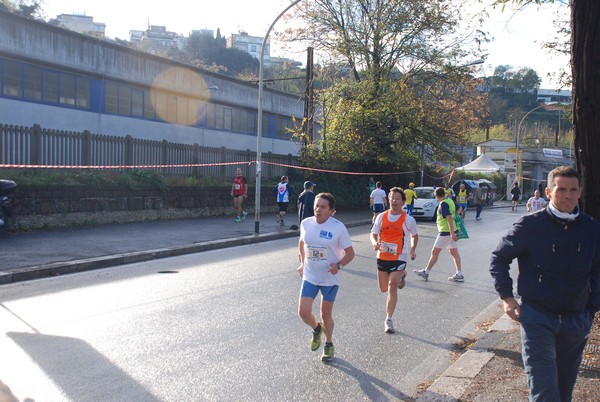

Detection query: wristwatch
xmin=337 ymin=263 xmax=344 ymax=270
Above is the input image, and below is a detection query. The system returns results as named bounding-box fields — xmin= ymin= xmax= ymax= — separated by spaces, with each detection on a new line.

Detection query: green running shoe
xmin=321 ymin=342 xmax=334 ymax=362
xmin=310 ymin=323 xmax=323 ymax=351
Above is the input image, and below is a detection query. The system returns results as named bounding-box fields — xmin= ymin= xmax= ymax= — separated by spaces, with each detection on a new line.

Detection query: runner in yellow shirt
xmin=403 ymin=182 xmax=417 ymax=216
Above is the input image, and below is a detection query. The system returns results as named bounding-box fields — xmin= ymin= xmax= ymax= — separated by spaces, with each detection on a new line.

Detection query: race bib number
xmin=380 ymin=241 xmax=398 ymax=255
xmin=307 ymin=245 xmax=328 ymax=261
xmin=234 ymin=184 xmax=241 ymax=190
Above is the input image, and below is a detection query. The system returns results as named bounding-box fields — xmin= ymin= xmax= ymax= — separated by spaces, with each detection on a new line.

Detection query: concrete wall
xmin=0 ymin=10 xmax=304 ymax=155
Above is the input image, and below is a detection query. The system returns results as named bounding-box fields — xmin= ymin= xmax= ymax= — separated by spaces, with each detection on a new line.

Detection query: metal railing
xmin=0 ymin=123 xmax=297 ymax=178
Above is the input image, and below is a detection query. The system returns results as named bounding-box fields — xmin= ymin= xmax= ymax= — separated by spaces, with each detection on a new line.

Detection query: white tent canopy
xmin=456 ymin=153 xmax=500 ymax=173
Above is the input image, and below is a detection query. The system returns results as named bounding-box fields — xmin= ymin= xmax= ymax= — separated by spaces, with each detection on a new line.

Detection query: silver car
xmin=402 ymin=186 xmax=440 ymax=221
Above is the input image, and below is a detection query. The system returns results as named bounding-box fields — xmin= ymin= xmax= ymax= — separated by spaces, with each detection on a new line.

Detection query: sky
xmin=39 ymin=0 xmax=570 ymax=89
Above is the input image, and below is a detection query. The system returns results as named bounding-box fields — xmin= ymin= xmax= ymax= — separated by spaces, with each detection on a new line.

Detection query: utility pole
xmin=303 ymin=47 xmax=314 ymax=147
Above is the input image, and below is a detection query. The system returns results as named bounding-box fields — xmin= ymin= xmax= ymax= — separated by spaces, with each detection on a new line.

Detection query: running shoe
xmin=398 ymin=274 xmax=406 ymax=289
xmin=385 ymin=318 xmax=395 ymax=334
xmin=241 ymin=211 xmax=248 ymax=221
xmin=448 ymin=273 xmax=465 ymax=282
xmin=310 ymin=322 xmax=323 ymax=351
xmin=414 ymin=269 xmax=429 ymax=281
xmin=321 ymin=342 xmax=334 ymax=362
xmin=234 ymin=216 xmax=241 ymax=223
xmin=275 ymin=214 xmax=281 ymax=224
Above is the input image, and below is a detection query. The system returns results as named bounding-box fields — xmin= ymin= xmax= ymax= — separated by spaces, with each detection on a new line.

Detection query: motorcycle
xmin=0 ymin=179 xmax=17 ymax=232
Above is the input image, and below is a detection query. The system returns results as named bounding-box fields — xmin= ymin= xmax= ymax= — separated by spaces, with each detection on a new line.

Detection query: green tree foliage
xmin=484 ymin=65 xmax=544 ymax=128
xmin=298 ymin=71 xmax=485 ymax=174
xmin=0 ymin=0 xmax=41 ymax=17
xmin=286 ymin=0 xmax=487 ymax=175
xmin=182 ymin=32 xmax=259 ymax=77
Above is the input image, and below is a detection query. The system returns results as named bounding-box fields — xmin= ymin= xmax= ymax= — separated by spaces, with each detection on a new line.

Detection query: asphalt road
xmin=0 ymin=208 xmax=518 ymax=401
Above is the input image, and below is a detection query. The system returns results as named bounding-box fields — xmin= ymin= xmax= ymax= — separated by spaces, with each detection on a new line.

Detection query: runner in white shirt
xmin=369 ymin=181 xmax=388 ymax=223
xmin=297 ymin=193 xmax=354 ymax=363
xmin=527 ymin=190 xmax=547 ymax=213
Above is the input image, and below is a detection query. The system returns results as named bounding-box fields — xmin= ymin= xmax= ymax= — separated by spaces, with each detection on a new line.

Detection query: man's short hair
xmin=376 ymin=181 xmax=383 ymax=188
xmin=435 ymin=187 xmax=446 ymax=198
xmin=547 ymin=166 xmax=581 ymax=190
xmin=281 ymin=176 xmax=288 ymax=182
xmin=316 ymin=192 xmax=336 ymax=210
xmin=388 ymin=187 xmax=406 ymax=201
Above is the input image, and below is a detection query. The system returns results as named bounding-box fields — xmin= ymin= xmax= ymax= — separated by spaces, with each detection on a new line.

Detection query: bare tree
xmin=287 ymin=0 xmax=480 ymax=86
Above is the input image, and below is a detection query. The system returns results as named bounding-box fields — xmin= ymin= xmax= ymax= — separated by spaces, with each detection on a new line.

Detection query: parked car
xmin=402 ymin=186 xmax=440 ymax=221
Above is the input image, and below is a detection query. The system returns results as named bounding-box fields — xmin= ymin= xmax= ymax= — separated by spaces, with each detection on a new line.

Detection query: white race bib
xmin=380 ymin=241 xmax=398 ymax=255
xmin=307 ymin=245 xmax=328 ymax=261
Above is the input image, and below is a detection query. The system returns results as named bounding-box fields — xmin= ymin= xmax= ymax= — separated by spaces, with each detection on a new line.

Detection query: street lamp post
xmin=255 ymin=0 xmax=302 ymax=234
xmin=515 ymin=101 xmax=558 ymax=186
xmin=419 ymin=59 xmax=484 ymax=187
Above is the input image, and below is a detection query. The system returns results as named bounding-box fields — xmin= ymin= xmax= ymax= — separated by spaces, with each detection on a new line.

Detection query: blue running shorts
xmin=300 ymin=280 xmax=339 ymax=302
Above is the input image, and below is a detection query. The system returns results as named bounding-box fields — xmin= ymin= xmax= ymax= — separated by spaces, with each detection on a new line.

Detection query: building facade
xmin=0 ymin=10 xmax=304 ymax=157
xmin=54 ymin=13 xmax=106 ymax=37
xmin=477 ymin=140 xmax=574 ymax=199
xmin=227 ymin=31 xmax=269 ymax=63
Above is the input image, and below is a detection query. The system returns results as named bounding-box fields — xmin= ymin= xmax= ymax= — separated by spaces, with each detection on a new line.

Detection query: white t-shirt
xmin=371 ymin=211 xmax=418 ymax=261
xmin=370 ymin=188 xmax=387 ymax=205
xmin=300 ymin=216 xmax=353 ymax=287
xmin=527 ymin=197 xmax=546 ymax=212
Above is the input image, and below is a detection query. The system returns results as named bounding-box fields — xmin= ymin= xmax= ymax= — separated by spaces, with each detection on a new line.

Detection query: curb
xmin=0 ymin=218 xmax=373 ymax=285
xmin=416 ymin=304 xmax=519 ymax=402
xmin=0 ymin=229 xmax=301 ymax=285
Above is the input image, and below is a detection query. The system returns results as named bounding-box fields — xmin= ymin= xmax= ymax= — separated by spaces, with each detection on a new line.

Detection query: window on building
xmin=215 ymin=105 xmax=224 ymax=129
xmin=42 ymin=70 xmax=59 ymax=103
xmin=188 ymin=99 xmax=202 ymax=126
xmin=144 ymin=89 xmax=155 ymax=120
xmin=76 ymin=77 xmax=91 ymax=109
xmin=105 ymin=81 xmax=118 ymax=114
xmin=131 ymin=88 xmax=143 ymax=117
xmin=248 ymin=111 xmax=256 ymax=135
xmin=118 ymin=85 xmax=131 ymax=115
xmin=275 ymin=116 xmax=294 ymax=139
xmin=60 ymin=73 xmax=76 ymax=105
xmin=223 ymin=106 xmax=232 ymax=130
xmin=155 ymin=92 xmax=167 ymax=121
xmin=23 ymin=65 xmax=42 ymax=101
xmin=166 ymin=95 xmax=177 ymax=123
xmin=262 ymin=113 xmax=271 ymax=137
xmin=177 ymin=97 xmax=188 ymax=125
xmin=3 ymin=60 xmax=22 ymax=97
xmin=205 ymin=103 xmax=215 ymax=128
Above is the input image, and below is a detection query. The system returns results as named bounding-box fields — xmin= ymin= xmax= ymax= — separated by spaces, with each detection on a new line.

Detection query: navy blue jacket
xmin=490 ymin=207 xmax=600 ymax=314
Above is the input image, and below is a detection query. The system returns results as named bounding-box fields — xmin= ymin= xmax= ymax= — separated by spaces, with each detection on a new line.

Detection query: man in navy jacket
xmin=490 ymin=166 xmax=600 ymax=402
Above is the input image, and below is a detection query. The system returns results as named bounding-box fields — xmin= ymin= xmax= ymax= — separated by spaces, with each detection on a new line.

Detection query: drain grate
xmin=471 ymin=331 xmax=506 ymax=351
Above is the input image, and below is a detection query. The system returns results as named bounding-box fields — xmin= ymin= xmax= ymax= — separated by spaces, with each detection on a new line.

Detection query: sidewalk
xmin=0 ymin=209 xmax=373 ymax=284
xmin=1 ymin=202 xmax=598 ymax=401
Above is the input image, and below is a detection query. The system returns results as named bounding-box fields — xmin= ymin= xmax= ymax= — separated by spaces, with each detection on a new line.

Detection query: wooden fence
xmin=0 ymin=123 xmax=298 ymax=178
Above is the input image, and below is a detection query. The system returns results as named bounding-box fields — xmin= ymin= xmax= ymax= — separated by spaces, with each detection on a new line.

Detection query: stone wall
xmin=8 ymin=185 xmax=280 ymax=231
xmin=11 ymin=185 xmax=279 ymax=215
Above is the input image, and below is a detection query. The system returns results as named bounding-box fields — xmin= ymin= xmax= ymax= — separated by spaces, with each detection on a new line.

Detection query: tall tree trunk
xmin=571 ymin=0 xmax=600 ymax=219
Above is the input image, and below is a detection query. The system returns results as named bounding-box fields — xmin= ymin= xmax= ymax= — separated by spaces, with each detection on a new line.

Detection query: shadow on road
xmin=8 ymin=332 xmax=160 ymax=401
